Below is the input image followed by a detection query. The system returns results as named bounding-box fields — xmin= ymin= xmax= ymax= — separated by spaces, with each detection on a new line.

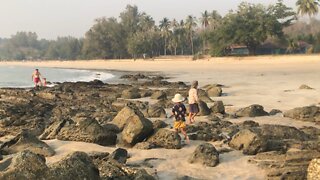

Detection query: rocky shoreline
xmin=0 ymin=73 xmax=319 ymax=180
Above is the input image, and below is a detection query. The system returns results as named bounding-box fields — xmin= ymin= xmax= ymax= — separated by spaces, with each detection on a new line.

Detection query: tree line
xmin=0 ymin=0 xmax=320 ymax=60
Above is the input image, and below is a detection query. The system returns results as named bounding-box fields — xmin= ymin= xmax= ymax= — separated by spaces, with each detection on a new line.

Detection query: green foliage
xmin=209 ymin=1 xmax=295 ymax=56
xmin=296 ymin=0 xmax=319 ymax=17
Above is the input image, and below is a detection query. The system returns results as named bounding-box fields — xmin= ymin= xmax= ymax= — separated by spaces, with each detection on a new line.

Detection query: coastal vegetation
xmin=0 ymin=0 xmax=320 ymax=60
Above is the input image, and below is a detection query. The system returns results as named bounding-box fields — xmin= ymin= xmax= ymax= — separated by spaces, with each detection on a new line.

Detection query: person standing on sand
xmin=32 ymin=69 xmax=42 ymax=88
xmin=171 ymin=94 xmax=189 ymax=143
xmin=188 ymin=80 xmax=199 ymax=124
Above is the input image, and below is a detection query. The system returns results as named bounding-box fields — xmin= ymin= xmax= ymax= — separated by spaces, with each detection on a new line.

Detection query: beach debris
xmin=188 ymin=143 xmax=219 ymax=167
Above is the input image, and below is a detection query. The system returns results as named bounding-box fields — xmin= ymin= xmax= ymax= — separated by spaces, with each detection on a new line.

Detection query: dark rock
xmin=92 ymin=154 xmax=155 ymax=180
xmin=121 ymin=87 xmax=141 ymax=99
xmin=235 ymin=104 xmax=269 ymax=117
xmin=284 ymin=105 xmax=320 ymax=122
xmin=152 ymin=120 xmax=168 ymax=129
xmin=300 ymin=84 xmax=314 ymax=90
xmin=188 ymin=143 xmax=219 ymax=167
xmin=202 ymin=84 xmax=223 ymax=97
xmin=250 ymin=150 xmax=320 ymax=180
xmin=110 ymin=148 xmax=128 ymax=164
xmin=134 ymin=142 xmax=156 ymax=150
xmin=210 ymin=101 xmax=225 ymax=114
xmin=197 ymin=89 xmax=213 ymax=103
xmin=229 ymin=128 xmax=267 ymax=155
xmin=0 ymin=150 xmax=48 ymax=180
xmin=150 ymin=91 xmax=167 ymax=100
xmin=207 ymin=115 xmax=221 ymax=122
xmin=41 ymin=115 xmax=117 ymax=146
xmin=145 ymin=105 xmax=167 ymax=118
xmin=269 ymin=109 xmax=282 ymax=116
xmin=147 ymin=128 xmax=182 ymax=149
xmin=230 ymin=124 xmax=311 ymax=155
xmin=175 ymin=175 xmax=202 ymax=180
xmin=242 ymin=120 xmax=259 ymax=128
xmin=47 ymin=151 xmax=100 ymax=180
xmin=198 ymin=100 xmax=212 ymax=116
xmin=0 ymin=130 xmax=55 ymax=157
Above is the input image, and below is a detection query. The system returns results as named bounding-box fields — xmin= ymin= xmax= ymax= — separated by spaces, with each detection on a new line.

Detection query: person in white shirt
xmin=188 ymin=80 xmax=199 ymax=124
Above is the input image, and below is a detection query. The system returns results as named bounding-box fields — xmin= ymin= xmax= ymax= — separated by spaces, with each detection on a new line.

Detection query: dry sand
xmin=2 ymin=55 xmax=320 ymax=179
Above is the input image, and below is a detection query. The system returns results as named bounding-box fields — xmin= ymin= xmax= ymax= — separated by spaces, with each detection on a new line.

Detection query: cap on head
xmin=191 ymin=80 xmax=198 ymax=88
xmin=172 ymin=93 xmax=185 ymax=103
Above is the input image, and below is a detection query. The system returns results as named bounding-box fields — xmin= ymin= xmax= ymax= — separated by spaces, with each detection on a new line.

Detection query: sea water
xmin=0 ymin=66 xmax=114 ymax=88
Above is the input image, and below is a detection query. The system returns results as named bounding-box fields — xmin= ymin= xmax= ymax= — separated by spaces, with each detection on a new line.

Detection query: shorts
xmin=174 ymin=121 xmax=186 ymax=130
xmin=34 ymin=78 xmax=41 ymax=83
xmin=189 ymin=103 xmax=199 ymax=114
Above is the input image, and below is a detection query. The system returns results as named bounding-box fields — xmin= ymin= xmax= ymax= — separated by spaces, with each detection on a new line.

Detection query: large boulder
xmin=198 ymin=100 xmax=212 ymax=116
xmin=47 ymin=151 xmax=100 ymax=180
xmin=308 ymin=158 xmax=320 ymax=180
xmin=188 ymin=143 xmax=219 ymax=167
xmin=206 ymin=87 xmax=222 ymax=97
xmin=229 ymin=129 xmax=267 ymax=155
xmin=41 ymin=115 xmax=117 ymax=146
xmin=0 ymin=130 xmax=55 ymax=157
xmin=112 ymin=105 xmax=146 ymax=131
xmin=152 ymin=120 xmax=168 ymax=129
xmin=121 ymin=87 xmax=141 ymax=99
xmin=210 ymin=101 xmax=225 ymax=114
xmin=0 ymin=151 xmax=100 ymax=180
xmin=230 ymin=125 xmax=311 ymax=155
xmin=250 ymin=150 xmax=320 ymax=179
xmin=147 ymin=128 xmax=182 ymax=149
xmin=284 ymin=105 xmax=320 ymax=122
xmin=121 ymin=114 xmax=153 ymax=146
xmin=235 ymin=104 xmax=269 ymax=117
xmin=0 ymin=150 xmax=49 ymax=180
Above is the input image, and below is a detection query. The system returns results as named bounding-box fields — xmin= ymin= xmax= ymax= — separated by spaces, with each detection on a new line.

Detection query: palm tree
xmin=185 ymin=15 xmax=197 ymax=55
xmin=170 ymin=19 xmax=179 ymax=55
xmin=159 ymin=17 xmax=171 ymax=55
xmin=201 ymin=10 xmax=210 ymax=28
xmin=200 ymin=10 xmax=210 ymax=54
xmin=296 ymin=0 xmax=319 ymax=17
xmin=210 ymin=10 xmax=222 ymax=30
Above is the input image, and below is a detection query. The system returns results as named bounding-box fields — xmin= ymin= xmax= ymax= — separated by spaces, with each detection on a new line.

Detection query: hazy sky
xmin=0 ymin=0 xmax=297 ymax=39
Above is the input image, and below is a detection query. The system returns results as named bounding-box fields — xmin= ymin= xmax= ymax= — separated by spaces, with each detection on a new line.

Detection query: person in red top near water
xmin=42 ymin=77 xmax=47 ymax=87
xmin=32 ymin=69 xmax=42 ymax=88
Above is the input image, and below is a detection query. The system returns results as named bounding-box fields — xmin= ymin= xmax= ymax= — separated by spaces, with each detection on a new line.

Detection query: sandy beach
xmin=1 ymin=55 xmax=320 ymax=179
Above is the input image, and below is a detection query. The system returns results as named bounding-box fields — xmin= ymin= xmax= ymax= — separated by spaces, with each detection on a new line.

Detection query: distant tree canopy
xmin=0 ymin=1 xmax=320 ymax=60
xmin=210 ymin=1 xmax=296 ymax=55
